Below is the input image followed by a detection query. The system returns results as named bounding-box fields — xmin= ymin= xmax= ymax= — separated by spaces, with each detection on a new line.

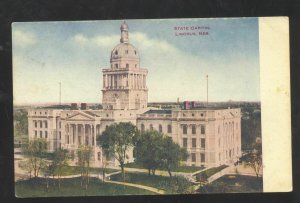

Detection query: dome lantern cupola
xmin=120 ymin=21 xmax=129 ymax=43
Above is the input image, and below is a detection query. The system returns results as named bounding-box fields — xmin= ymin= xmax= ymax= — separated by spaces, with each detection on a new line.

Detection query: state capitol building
xmin=27 ymin=21 xmax=242 ymax=168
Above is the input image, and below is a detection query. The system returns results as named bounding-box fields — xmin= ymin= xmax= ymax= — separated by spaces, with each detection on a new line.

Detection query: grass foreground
xmin=199 ymin=175 xmax=263 ymax=193
xmin=15 ymin=177 xmax=156 ymax=197
xmin=125 ymin=162 xmax=204 ymax=173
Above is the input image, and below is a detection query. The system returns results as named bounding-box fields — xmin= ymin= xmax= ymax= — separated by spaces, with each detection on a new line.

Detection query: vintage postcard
xmin=12 ymin=17 xmax=291 ymax=197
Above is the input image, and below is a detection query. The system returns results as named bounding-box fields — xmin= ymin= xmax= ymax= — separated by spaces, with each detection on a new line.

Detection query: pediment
xmin=67 ymin=112 xmax=95 ymax=121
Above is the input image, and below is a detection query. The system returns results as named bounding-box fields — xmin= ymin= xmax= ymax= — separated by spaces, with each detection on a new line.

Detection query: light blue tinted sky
xmin=12 ymin=18 xmax=260 ymax=104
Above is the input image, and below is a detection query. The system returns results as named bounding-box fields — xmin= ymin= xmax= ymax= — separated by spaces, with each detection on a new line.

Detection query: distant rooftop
xmin=144 ymin=109 xmax=172 ymax=114
xmin=37 ymin=105 xmax=71 ymax=109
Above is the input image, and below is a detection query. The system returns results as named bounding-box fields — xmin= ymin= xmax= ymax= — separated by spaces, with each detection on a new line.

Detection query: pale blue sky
xmin=12 ymin=18 xmax=260 ymax=104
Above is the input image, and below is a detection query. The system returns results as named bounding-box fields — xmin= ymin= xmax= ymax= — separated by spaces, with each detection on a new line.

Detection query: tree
xmin=77 ymin=145 xmax=92 ymax=189
xmin=22 ymin=139 xmax=48 ymax=178
xmin=160 ymin=136 xmax=189 ymax=177
xmin=133 ymin=130 xmax=164 ymax=175
xmin=52 ymin=148 xmax=69 ymax=189
xmin=14 ymin=109 xmax=28 ymax=136
xmin=169 ymin=176 xmax=194 ymax=194
xmin=240 ymin=137 xmax=262 ymax=179
xmin=97 ymin=122 xmax=137 ymax=181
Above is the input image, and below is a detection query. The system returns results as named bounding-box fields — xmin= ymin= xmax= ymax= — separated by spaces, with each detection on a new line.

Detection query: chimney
xmin=71 ymin=103 xmax=77 ymax=110
xmin=81 ymin=103 xmax=87 ymax=110
xmin=191 ymin=101 xmax=196 ymax=109
xmin=183 ymin=101 xmax=190 ymax=110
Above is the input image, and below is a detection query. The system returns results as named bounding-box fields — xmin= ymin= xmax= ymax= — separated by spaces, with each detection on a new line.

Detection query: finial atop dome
xmin=120 ymin=21 xmax=129 ymax=43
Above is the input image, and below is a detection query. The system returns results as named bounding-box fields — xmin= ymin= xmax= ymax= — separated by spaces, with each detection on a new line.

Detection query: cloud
xmin=12 ymin=29 xmax=37 ymax=47
xmin=70 ymin=34 xmax=119 ymax=48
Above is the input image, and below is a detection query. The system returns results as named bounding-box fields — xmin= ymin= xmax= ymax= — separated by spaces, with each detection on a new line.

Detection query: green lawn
xmin=199 ymin=175 xmax=263 ymax=193
xmin=53 ymin=165 xmax=119 ymax=176
xmin=194 ymin=165 xmax=228 ymax=180
xmin=15 ymin=177 xmax=156 ymax=197
xmin=125 ymin=162 xmax=204 ymax=173
xmin=110 ymin=172 xmax=175 ymax=194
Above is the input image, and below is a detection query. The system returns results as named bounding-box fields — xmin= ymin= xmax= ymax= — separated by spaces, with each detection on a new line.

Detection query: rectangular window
xmin=183 ymin=138 xmax=187 ymax=148
xmin=192 ymin=125 xmax=196 ymax=134
xmin=201 ymin=125 xmax=205 ymax=134
xmin=59 ymin=122 xmax=61 ymax=129
xmin=192 ymin=138 xmax=196 ymax=148
xmin=201 ymin=138 xmax=205 ymax=148
xmin=191 ymin=153 xmax=196 ymax=162
xmin=167 ymin=125 xmax=172 ymax=133
xmin=34 ymin=121 xmax=37 ymax=128
xmin=45 ymin=121 xmax=48 ymax=128
xmin=40 ymin=121 xmax=42 ymax=128
xmin=40 ymin=131 xmax=42 ymax=138
xmin=201 ymin=153 xmax=205 ymax=162
xmin=34 ymin=130 xmax=37 ymax=138
xmin=183 ymin=125 xmax=187 ymax=134
xmin=59 ymin=132 xmax=61 ymax=140
xmin=45 ymin=131 xmax=48 ymax=139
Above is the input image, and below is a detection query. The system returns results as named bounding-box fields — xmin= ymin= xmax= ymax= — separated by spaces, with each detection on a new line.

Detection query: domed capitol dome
xmin=110 ymin=21 xmax=140 ymax=70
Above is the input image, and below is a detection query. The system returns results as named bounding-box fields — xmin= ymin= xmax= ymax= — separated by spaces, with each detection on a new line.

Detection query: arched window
xmin=150 ymin=124 xmax=153 ymax=131
xmin=183 ymin=125 xmax=187 ymax=134
xmin=115 ymin=50 xmax=118 ymax=55
xmin=159 ymin=124 xmax=162 ymax=133
xmin=141 ymin=124 xmax=145 ymax=132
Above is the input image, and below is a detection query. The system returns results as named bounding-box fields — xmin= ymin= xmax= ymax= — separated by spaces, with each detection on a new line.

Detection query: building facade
xmin=27 ymin=21 xmax=241 ymax=168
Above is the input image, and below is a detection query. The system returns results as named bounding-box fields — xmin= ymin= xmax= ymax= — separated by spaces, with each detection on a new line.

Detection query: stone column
xmin=89 ymin=124 xmax=92 ymax=146
xmin=83 ymin=124 xmax=86 ymax=145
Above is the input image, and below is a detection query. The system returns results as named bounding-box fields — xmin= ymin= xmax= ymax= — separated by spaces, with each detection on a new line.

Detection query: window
xmin=192 ymin=138 xmax=196 ymax=148
xmin=59 ymin=122 xmax=61 ymax=129
xmin=183 ymin=138 xmax=187 ymax=148
xmin=191 ymin=153 xmax=196 ymax=162
xmin=40 ymin=131 xmax=42 ymax=138
xmin=192 ymin=125 xmax=196 ymax=134
xmin=98 ymin=152 xmax=101 ymax=161
xmin=159 ymin=125 xmax=162 ymax=133
xmin=150 ymin=124 xmax=153 ymax=131
xmin=45 ymin=121 xmax=48 ymax=128
xmin=134 ymin=50 xmax=137 ymax=55
xmin=201 ymin=125 xmax=205 ymax=134
xmin=167 ymin=125 xmax=172 ymax=133
xmin=201 ymin=113 xmax=204 ymax=117
xmin=34 ymin=131 xmax=37 ymax=138
xmin=40 ymin=121 xmax=42 ymax=128
xmin=115 ymin=64 xmax=118 ymax=68
xmin=67 ymin=136 xmax=69 ymax=144
xmin=45 ymin=131 xmax=48 ymax=139
xmin=34 ymin=121 xmax=37 ymax=128
xmin=183 ymin=125 xmax=187 ymax=134
xmin=141 ymin=124 xmax=145 ymax=132
xmin=59 ymin=132 xmax=61 ymax=140
xmin=125 ymin=50 xmax=128 ymax=54
xmin=201 ymin=138 xmax=205 ymax=148
xmin=200 ymin=153 xmax=205 ymax=162
xmin=126 ymin=64 xmax=129 ymax=68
